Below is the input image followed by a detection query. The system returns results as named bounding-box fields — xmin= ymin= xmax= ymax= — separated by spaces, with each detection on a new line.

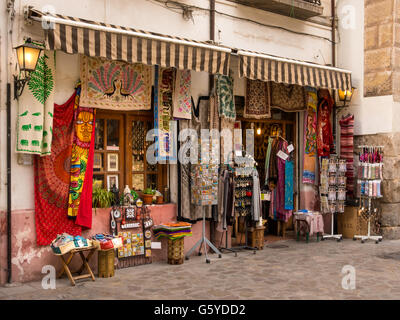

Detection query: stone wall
xmin=364 ymin=0 xmax=400 ymax=99
xmin=354 ymin=133 xmax=400 ymax=239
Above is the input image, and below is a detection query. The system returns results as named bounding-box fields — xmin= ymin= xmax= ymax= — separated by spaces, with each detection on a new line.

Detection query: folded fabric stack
xmin=91 ymin=233 xmax=123 ymax=250
xmin=152 ymin=222 xmax=192 ymax=240
xmin=51 ymin=233 xmax=92 ymax=254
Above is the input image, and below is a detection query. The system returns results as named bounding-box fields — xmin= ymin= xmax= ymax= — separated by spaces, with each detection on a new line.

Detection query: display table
xmin=55 ymin=246 xmax=97 ymax=286
xmin=294 ymin=212 xmax=324 ymax=243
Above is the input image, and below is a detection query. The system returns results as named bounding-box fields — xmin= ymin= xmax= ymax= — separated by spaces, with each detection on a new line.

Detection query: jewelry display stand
xmin=354 ymin=145 xmax=384 ymax=244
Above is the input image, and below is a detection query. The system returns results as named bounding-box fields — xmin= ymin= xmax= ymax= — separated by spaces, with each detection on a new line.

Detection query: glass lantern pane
xmin=93 ymin=153 xmax=103 ymax=172
xmin=93 ymin=174 xmax=104 ymax=189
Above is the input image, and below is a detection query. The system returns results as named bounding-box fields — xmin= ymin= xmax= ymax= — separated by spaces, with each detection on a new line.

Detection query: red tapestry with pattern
xmin=34 ymin=90 xmax=82 ymax=245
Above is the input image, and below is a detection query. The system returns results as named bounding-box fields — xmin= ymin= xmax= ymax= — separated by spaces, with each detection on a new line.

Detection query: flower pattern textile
xmin=80 ymin=56 xmax=152 ymax=111
xmin=303 ymin=87 xmax=318 ymax=184
xmin=216 ymin=74 xmax=236 ymax=120
xmin=173 ymin=70 xmax=192 ymax=119
xmin=34 ymin=90 xmax=82 ymax=246
xmin=244 ymin=79 xmax=271 ymax=119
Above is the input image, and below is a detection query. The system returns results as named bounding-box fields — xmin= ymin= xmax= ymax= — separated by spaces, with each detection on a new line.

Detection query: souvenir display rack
xmin=354 ymin=145 xmax=383 ymax=244
xmin=185 ymin=138 xmax=222 ymax=263
xmin=320 ymin=156 xmax=346 ymax=242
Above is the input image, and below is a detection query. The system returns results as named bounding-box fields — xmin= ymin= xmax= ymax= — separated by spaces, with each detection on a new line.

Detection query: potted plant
xmin=92 ymin=186 xmax=114 ymax=212
xmin=142 ymin=188 xmax=155 ymax=205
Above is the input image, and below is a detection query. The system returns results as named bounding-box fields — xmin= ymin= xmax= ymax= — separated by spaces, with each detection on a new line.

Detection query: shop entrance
xmin=235 ymin=110 xmax=297 ymax=243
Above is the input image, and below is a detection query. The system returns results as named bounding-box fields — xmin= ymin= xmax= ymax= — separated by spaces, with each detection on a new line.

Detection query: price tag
xmin=151 ymin=242 xmax=162 ymax=249
xmin=277 ymin=150 xmax=289 ymax=161
xmin=287 ymin=144 xmax=294 ymax=153
xmin=260 ymin=192 xmax=271 ymax=201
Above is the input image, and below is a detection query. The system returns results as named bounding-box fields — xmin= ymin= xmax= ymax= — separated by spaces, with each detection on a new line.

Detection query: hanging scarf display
xmin=216 ymin=74 xmax=236 ymax=120
xmin=264 ymin=137 xmax=273 ymax=185
xmin=276 ymin=140 xmax=293 ymax=222
xmin=80 ymin=56 xmax=152 ymax=111
xmin=270 ymin=82 xmax=307 ymax=112
xmin=302 ymin=87 xmax=318 ymax=184
xmin=285 ymin=160 xmax=294 ymax=210
xmin=340 ymin=114 xmax=355 ymax=198
xmin=154 ymin=66 xmax=176 ymax=161
xmin=244 ymin=79 xmax=271 ymax=119
xmin=317 ymin=89 xmax=334 ymax=157
xmin=172 ymin=70 xmax=192 ymax=120
xmin=67 ymin=95 xmax=96 ymax=229
xmin=34 ymin=89 xmax=81 ymax=245
xmin=16 ymin=51 xmax=55 ymax=155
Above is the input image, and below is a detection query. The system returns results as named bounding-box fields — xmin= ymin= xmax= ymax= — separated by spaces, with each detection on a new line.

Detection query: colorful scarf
xmin=276 ymin=141 xmax=292 ymax=222
xmin=173 ymin=70 xmax=192 ymax=119
xmin=302 ymin=87 xmax=318 ymax=184
xmin=34 ymin=90 xmax=81 ymax=245
xmin=284 ymin=160 xmax=294 ymax=210
xmin=244 ymin=79 xmax=271 ymax=119
xmin=16 ymin=51 xmax=55 ymax=155
xmin=317 ymin=89 xmax=334 ymax=157
xmin=216 ymin=74 xmax=236 ymax=120
xmin=67 ymin=90 xmax=96 ymax=229
xmin=154 ymin=66 xmax=176 ymax=161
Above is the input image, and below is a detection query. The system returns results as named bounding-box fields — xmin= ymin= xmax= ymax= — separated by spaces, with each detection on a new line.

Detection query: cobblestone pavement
xmin=1 ymin=238 xmax=400 ymax=300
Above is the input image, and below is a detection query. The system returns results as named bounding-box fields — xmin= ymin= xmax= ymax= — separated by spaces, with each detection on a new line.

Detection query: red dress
xmin=317 ymin=90 xmax=334 ymax=157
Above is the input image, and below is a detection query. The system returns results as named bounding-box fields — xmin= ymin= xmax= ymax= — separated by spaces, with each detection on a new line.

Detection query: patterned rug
xmin=339 ymin=114 xmax=355 ymax=198
xmin=244 ymin=79 xmax=271 ymax=119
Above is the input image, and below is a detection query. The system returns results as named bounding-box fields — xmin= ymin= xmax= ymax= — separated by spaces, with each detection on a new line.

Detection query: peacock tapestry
xmin=80 ymin=55 xmax=152 ymax=111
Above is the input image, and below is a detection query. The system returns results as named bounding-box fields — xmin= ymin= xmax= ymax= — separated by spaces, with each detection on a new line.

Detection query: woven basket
xmin=167 ymin=238 xmax=184 ymax=265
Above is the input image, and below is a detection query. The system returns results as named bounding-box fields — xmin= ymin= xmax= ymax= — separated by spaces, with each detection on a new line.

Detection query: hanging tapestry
xmin=284 ymin=160 xmax=294 ymax=210
xmin=179 ymin=97 xmax=212 ymax=223
xmin=270 ymin=82 xmax=307 ymax=112
xmin=173 ymin=70 xmax=192 ymax=119
xmin=154 ymin=66 xmax=176 ymax=161
xmin=216 ymin=74 xmax=236 ymax=120
xmin=340 ymin=114 xmax=355 ymax=198
xmin=67 ymin=100 xmax=96 ymax=229
xmin=317 ymin=89 xmax=334 ymax=157
xmin=302 ymin=87 xmax=318 ymax=184
xmin=80 ymin=55 xmax=152 ymax=111
xmin=34 ymin=90 xmax=81 ymax=245
xmin=16 ymin=51 xmax=55 ymax=156
xmin=244 ymin=79 xmax=271 ymax=119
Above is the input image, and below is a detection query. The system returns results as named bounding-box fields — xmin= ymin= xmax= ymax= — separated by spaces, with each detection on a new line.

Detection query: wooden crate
xmin=248 ymin=226 xmax=265 ymax=250
xmin=98 ymin=249 xmax=115 ymax=278
xmin=167 ymin=238 xmax=184 ymax=265
xmin=337 ymin=206 xmax=368 ymax=239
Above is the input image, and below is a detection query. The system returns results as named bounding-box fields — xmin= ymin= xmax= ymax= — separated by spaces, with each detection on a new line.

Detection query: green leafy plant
xmin=92 ymin=186 xmax=114 ymax=209
xmin=143 ymin=188 xmax=156 ymax=195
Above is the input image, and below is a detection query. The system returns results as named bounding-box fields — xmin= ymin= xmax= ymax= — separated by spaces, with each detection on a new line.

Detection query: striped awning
xmin=238 ymin=50 xmax=352 ymax=91
xmin=28 ymin=8 xmax=231 ymax=75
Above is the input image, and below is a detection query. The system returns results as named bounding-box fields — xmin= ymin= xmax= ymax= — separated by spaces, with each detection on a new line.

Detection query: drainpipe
xmin=210 ymin=0 xmax=215 ymax=244
xmin=331 ymin=0 xmax=337 ymax=146
xmin=6 ymin=83 xmax=11 ymax=284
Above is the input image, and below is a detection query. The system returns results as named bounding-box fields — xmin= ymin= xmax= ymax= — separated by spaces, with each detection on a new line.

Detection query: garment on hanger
xmin=303 ymin=87 xmax=318 ymax=184
xmin=252 ymin=171 xmax=261 ymax=222
xmin=217 ymin=169 xmax=235 ymax=231
xmin=317 ymin=89 xmax=334 ymax=157
xmin=284 ymin=160 xmax=294 ymax=210
xmin=264 ymin=137 xmax=273 ymax=185
xmin=276 ymin=140 xmax=293 ymax=222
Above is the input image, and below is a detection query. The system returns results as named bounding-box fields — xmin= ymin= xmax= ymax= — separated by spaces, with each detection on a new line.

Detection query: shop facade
xmin=0 ymin=0 xmax=361 ymax=285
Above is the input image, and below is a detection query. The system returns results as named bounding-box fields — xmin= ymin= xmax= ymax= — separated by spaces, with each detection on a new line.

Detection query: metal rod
xmin=7 ymin=82 xmax=12 ymax=283
xmin=30 ymin=15 xmax=232 ymax=53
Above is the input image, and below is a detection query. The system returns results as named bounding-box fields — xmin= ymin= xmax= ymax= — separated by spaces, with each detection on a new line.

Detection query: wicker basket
xmin=98 ymin=249 xmax=115 ymax=278
xmin=167 ymin=238 xmax=184 ymax=265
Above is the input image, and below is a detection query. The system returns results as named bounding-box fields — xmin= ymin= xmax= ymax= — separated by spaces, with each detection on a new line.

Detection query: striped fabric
xmin=30 ymin=9 xmax=230 ymax=75
xmin=239 ymin=52 xmax=352 ymax=91
xmin=339 ymin=114 xmax=355 ymax=198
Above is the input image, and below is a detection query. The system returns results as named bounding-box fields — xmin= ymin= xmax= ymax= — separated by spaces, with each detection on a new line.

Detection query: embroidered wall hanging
xmin=216 ymin=74 xmax=236 ymax=120
xmin=16 ymin=51 xmax=55 ymax=156
xmin=67 ymin=100 xmax=96 ymax=229
xmin=302 ymin=87 xmax=318 ymax=184
xmin=173 ymin=70 xmax=192 ymax=119
xmin=244 ymin=79 xmax=271 ymax=119
xmin=317 ymin=89 xmax=334 ymax=157
xmin=270 ymin=82 xmax=307 ymax=112
xmin=154 ymin=66 xmax=177 ymax=161
xmin=34 ymin=89 xmax=82 ymax=245
xmin=80 ymin=55 xmax=152 ymax=111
